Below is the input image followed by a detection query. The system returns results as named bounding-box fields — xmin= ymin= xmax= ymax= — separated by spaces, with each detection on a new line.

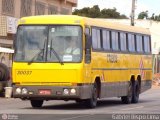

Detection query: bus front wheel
xmin=84 ymin=82 xmax=98 ymax=108
xmin=30 ymin=100 xmax=43 ymax=108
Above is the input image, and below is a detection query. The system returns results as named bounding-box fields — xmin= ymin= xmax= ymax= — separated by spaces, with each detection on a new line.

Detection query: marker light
xmin=22 ymin=88 xmax=28 ymax=94
xmin=70 ymin=89 xmax=76 ymax=95
xmin=63 ymin=89 xmax=69 ymax=95
xmin=15 ymin=88 xmax=21 ymax=94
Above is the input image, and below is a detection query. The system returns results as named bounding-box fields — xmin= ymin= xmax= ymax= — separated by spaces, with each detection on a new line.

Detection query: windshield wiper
xmin=28 ymin=39 xmax=46 ymax=65
xmin=28 ymin=49 xmax=44 ymax=65
xmin=50 ymin=40 xmax=64 ymax=65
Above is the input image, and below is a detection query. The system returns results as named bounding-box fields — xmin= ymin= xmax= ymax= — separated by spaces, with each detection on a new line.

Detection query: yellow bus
xmin=12 ymin=15 xmax=152 ymax=108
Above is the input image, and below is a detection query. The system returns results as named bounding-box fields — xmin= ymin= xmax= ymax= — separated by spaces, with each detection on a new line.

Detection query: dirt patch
xmin=152 ymin=73 xmax=160 ymax=89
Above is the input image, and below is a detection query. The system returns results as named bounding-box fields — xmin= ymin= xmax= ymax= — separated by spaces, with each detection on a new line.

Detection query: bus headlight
xmin=63 ymin=89 xmax=69 ymax=95
xmin=22 ymin=88 xmax=28 ymax=94
xmin=70 ymin=89 xmax=76 ymax=95
xmin=15 ymin=88 xmax=21 ymax=94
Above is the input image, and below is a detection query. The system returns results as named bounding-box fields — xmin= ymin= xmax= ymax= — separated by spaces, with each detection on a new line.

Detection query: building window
xmin=48 ymin=5 xmax=58 ymax=14
xmin=21 ymin=0 xmax=32 ymax=17
xmin=35 ymin=1 xmax=45 ymax=15
xmin=2 ymin=0 xmax=15 ymax=16
xmin=61 ymin=8 xmax=70 ymax=15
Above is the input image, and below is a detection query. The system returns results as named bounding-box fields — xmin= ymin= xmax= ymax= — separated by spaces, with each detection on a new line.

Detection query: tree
xmin=73 ymin=5 xmax=101 ymax=18
xmin=148 ymin=13 xmax=160 ymax=21
xmin=137 ymin=11 xmax=160 ymax=21
xmin=88 ymin=5 xmax=101 ymax=18
xmin=120 ymin=14 xmax=128 ymax=19
xmin=138 ymin=11 xmax=148 ymax=19
xmin=72 ymin=5 xmax=128 ymax=19
xmin=101 ymin=8 xmax=119 ymax=18
xmin=73 ymin=7 xmax=90 ymax=16
xmin=150 ymin=13 xmax=155 ymax=20
xmin=155 ymin=15 xmax=160 ymax=21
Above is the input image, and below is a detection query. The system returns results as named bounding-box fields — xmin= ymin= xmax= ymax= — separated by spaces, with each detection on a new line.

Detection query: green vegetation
xmin=138 ymin=11 xmax=160 ymax=21
xmin=73 ymin=5 xmax=160 ymax=21
xmin=72 ymin=5 xmax=128 ymax=19
xmin=138 ymin=11 xmax=148 ymax=19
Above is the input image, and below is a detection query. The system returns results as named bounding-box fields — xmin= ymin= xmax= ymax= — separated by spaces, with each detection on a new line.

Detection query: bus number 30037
xmin=17 ymin=71 xmax=32 ymax=75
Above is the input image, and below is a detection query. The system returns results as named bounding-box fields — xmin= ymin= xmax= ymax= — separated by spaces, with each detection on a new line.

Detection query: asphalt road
xmin=0 ymin=87 xmax=160 ymax=120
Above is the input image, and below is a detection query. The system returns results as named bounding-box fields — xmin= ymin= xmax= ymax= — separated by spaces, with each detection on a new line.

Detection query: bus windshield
xmin=14 ymin=25 xmax=82 ymax=63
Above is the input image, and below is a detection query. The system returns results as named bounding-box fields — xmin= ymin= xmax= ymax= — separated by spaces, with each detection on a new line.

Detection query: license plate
xmin=38 ymin=90 xmax=51 ymax=95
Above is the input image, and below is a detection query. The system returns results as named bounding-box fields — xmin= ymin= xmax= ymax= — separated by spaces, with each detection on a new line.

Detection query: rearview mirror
xmin=85 ymin=34 xmax=92 ymax=64
xmin=13 ymin=34 xmax=16 ymax=49
xmin=85 ymin=34 xmax=92 ymax=50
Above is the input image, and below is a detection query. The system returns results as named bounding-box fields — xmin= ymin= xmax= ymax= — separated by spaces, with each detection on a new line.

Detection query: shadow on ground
xmin=24 ymin=98 xmax=150 ymax=110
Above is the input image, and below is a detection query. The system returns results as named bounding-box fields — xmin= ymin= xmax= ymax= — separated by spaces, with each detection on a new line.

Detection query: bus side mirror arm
xmin=85 ymin=34 xmax=92 ymax=64
xmin=12 ymin=34 xmax=17 ymax=61
xmin=13 ymin=34 xmax=16 ymax=49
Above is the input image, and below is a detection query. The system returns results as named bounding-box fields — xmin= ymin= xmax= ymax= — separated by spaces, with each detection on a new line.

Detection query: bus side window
xmin=136 ymin=35 xmax=143 ymax=53
xmin=111 ymin=31 xmax=119 ymax=51
xmin=92 ymin=28 xmax=97 ymax=49
xmin=120 ymin=32 xmax=127 ymax=52
xmin=92 ymin=28 xmax=101 ymax=50
xmin=128 ymin=33 xmax=135 ymax=52
xmin=102 ymin=30 xmax=110 ymax=50
xmin=97 ymin=29 xmax=101 ymax=49
xmin=144 ymin=35 xmax=151 ymax=53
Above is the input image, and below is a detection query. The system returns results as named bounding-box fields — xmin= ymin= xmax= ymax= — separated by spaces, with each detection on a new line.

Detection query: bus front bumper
xmin=12 ymin=85 xmax=92 ymax=100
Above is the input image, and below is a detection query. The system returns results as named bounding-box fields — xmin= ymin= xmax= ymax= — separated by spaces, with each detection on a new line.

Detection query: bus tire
xmin=121 ymin=82 xmax=133 ymax=104
xmin=85 ymin=82 xmax=98 ymax=108
xmin=131 ymin=81 xmax=140 ymax=103
xmin=0 ymin=63 xmax=9 ymax=81
xmin=75 ymin=99 xmax=83 ymax=103
xmin=30 ymin=100 xmax=43 ymax=108
xmin=0 ymin=63 xmax=9 ymax=96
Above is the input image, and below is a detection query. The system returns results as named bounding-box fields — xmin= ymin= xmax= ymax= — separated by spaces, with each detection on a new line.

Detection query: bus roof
xmin=84 ymin=18 xmax=150 ymax=35
xmin=19 ymin=15 xmax=150 ymax=35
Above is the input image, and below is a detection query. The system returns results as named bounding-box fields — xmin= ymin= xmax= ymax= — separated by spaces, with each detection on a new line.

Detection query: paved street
xmin=0 ymin=87 xmax=160 ymax=120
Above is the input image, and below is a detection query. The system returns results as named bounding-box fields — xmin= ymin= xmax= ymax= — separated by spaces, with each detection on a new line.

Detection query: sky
xmin=76 ymin=0 xmax=160 ymax=17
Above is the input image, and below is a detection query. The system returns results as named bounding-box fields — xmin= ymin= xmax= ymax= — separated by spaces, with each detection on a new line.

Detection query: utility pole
xmin=131 ymin=0 xmax=136 ymax=26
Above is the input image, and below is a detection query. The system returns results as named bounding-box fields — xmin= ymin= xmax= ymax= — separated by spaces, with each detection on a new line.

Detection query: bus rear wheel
xmin=121 ymin=82 xmax=133 ymax=104
xmin=121 ymin=81 xmax=140 ymax=104
xmin=132 ymin=81 xmax=140 ymax=103
xmin=30 ymin=100 xmax=43 ymax=108
xmin=85 ymin=82 xmax=98 ymax=108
